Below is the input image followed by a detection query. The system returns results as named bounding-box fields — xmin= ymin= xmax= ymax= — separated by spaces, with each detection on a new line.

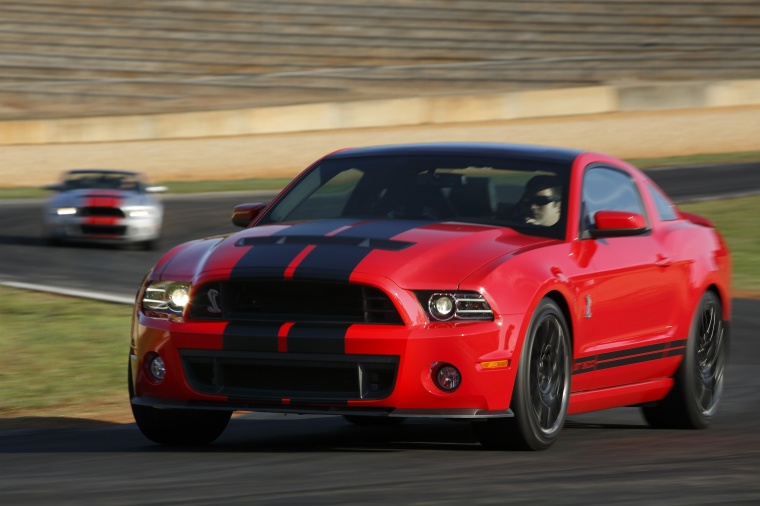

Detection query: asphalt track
xmin=0 ymin=163 xmax=759 ymax=504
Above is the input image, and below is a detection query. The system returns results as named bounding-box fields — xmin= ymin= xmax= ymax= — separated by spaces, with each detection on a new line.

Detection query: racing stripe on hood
xmin=291 ymin=220 xmax=430 ymax=281
xmin=229 ymin=219 xmax=425 ymax=281
xmin=229 ymin=219 xmax=360 ymax=279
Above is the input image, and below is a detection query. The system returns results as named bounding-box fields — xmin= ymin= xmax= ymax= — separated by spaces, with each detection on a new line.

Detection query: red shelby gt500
xmin=129 ymin=143 xmax=730 ymax=450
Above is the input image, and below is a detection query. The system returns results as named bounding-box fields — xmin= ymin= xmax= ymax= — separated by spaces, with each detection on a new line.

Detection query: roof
xmin=324 ymin=142 xmax=584 ymax=164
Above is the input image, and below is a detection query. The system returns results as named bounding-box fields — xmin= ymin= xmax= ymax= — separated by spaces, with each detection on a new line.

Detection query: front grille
xmin=80 ymin=225 xmax=127 ymax=236
xmin=180 ymin=350 xmax=399 ymax=401
xmin=189 ymin=279 xmax=403 ymax=325
xmin=80 ymin=206 xmax=125 ymax=218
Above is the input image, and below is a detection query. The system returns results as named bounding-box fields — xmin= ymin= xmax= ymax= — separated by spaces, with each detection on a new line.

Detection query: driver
xmin=519 ymin=175 xmax=562 ymax=227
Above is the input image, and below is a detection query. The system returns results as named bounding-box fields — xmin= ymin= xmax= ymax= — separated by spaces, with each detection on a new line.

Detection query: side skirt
xmin=568 ymin=378 xmax=673 ymax=415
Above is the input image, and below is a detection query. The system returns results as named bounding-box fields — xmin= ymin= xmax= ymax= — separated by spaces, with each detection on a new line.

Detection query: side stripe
xmin=572 ymin=340 xmax=687 ymax=375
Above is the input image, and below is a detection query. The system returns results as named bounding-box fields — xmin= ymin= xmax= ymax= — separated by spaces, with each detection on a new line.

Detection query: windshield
xmin=62 ymin=172 xmax=142 ymax=192
xmin=260 ymin=154 xmax=570 ymax=239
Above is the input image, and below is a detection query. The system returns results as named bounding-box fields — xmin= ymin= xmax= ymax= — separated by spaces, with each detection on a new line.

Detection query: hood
xmin=156 ymin=219 xmax=553 ymax=288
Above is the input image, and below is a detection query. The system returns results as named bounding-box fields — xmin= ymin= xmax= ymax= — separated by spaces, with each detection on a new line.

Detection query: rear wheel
xmin=642 ymin=291 xmax=726 ymax=429
xmin=128 ymin=357 xmax=231 ymax=445
xmin=473 ymin=299 xmax=571 ymax=450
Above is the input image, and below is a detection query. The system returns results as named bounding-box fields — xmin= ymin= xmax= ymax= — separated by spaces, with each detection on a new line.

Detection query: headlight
xmin=125 ymin=206 xmax=155 ymax=218
xmin=55 ymin=207 xmax=77 ymax=216
xmin=142 ymin=281 xmax=191 ymax=316
xmin=416 ymin=291 xmax=494 ymax=321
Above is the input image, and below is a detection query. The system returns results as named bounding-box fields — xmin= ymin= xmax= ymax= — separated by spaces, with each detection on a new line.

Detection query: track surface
xmin=0 ymin=163 xmax=759 ymax=504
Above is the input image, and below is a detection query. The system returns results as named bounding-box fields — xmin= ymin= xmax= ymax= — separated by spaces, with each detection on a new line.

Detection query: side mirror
xmin=589 ymin=210 xmax=648 ymax=238
xmin=232 ymin=203 xmax=267 ymax=228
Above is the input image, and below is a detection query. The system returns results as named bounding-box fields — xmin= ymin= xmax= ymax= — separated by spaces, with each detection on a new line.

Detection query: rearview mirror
xmin=232 ymin=203 xmax=267 ymax=228
xmin=589 ymin=210 xmax=648 ymax=238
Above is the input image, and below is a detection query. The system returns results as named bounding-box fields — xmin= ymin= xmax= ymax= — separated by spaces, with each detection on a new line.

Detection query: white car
xmin=42 ymin=169 xmax=166 ymax=250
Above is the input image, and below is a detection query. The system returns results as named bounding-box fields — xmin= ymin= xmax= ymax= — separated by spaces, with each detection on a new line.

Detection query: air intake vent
xmin=189 ymin=280 xmax=403 ymax=325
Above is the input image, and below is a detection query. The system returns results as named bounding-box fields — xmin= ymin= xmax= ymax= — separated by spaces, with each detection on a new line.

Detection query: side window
xmin=647 ymin=183 xmax=679 ymax=221
xmin=581 ymin=167 xmax=646 ymax=234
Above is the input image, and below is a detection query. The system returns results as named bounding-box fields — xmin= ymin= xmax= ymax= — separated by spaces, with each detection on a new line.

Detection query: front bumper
xmin=130 ymin=312 xmax=524 ymax=419
xmin=44 ymin=216 xmax=161 ymax=243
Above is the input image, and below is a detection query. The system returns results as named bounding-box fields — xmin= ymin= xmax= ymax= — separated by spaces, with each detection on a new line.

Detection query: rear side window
xmin=647 ymin=183 xmax=679 ymax=221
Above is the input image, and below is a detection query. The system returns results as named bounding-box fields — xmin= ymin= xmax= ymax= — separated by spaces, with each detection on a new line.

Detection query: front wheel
xmin=473 ymin=298 xmax=571 ymax=450
xmin=131 ymin=404 xmax=232 ymax=446
xmin=642 ymin=290 xmax=727 ymax=429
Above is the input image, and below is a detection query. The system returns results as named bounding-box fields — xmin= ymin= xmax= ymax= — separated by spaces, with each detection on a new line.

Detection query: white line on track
xmin=0 ymin=280 xmax=134 ymax=305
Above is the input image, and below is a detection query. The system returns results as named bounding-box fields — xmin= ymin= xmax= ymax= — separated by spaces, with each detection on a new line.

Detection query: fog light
xmin=145 ymin=353 xmax=166 ymax=382
xmin=432 ymin=362 xmax=461 ymax=392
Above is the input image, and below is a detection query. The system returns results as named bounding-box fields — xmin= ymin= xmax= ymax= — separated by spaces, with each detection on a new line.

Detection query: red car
xmin=129 ymin=143 xmax=730 ymax=450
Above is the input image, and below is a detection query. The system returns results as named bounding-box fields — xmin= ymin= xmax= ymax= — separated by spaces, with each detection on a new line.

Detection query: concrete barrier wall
xmin=2 ymin=80 xmax=760 ymax=146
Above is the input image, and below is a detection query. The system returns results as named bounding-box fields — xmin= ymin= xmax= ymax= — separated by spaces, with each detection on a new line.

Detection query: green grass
xmin=0 ymin=288 xmax=132 ymax=419
xmin=681 ymin=195 xmax=760 ymax=293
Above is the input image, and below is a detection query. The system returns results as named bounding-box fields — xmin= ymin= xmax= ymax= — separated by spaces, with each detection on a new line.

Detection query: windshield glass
xmin=261 ymin=154 xmax=570 ymax=239
xmin=63 ymin=171 xmax=142 ymax=192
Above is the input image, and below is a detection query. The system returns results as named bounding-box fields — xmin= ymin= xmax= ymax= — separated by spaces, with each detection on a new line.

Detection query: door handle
xmin=655 ymin=254 xmax=672 ymax=267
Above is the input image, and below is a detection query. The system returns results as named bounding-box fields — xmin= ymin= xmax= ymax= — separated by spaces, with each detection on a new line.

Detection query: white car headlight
xmin=417 ymin=291 xmax=494 ymax=321
xmin=125 ymin=206 xmax=156 ymax=218
xmin=142 ymin=281 xmax=191 ymax=316
xmin=55 ymin=207 xmax=77 ymax=216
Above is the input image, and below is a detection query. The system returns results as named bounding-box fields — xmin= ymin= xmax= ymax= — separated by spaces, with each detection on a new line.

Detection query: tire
xmin=128 ymin=357 xmax=232 ymax=445
xmin=641 ymin=291 xmax=727 ymax=429
xmin=473 ymin=298 xmax=571 ymax=450
xmin=343 ymin=415 xmax=406 ymax=426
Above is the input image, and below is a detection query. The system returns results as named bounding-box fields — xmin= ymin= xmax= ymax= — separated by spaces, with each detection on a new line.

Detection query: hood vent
xmin=236 ymin=235 xmax=413 ymax=251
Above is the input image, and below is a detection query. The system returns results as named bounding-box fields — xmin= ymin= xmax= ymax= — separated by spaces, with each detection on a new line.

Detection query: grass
xmin=0 ymin=288 xmax=133 ymax=421
xmin=681 ymin=195 xmax=760 ymax=294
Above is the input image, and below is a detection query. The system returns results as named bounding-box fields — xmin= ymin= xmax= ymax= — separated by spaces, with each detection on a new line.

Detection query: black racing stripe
xmin=239 ymin=235 xmax=413 ymax=251
xmin=223 ymin=322 xmax=280 ymax=352
xmin=595 ymin=351 xmax=666 ymax=371
xmin=572 ymin=356 xmax=597 ymax=375
xmin=229 ymin=242 xmax=306 ymax=279
xmin=291 ymin=246 xmax=374 ymax=282
xmin=572 ymin=340 xmax=687 ymax=375
xmin=600 ymin=343 xmax=668 ymax=361
xmin=286 ymin=323 xmax=350 ymax=354
xmin=293 ymin=220 xmax=430 ymax=281
xmin=230 ymin=220 xmax=361 ymax=279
